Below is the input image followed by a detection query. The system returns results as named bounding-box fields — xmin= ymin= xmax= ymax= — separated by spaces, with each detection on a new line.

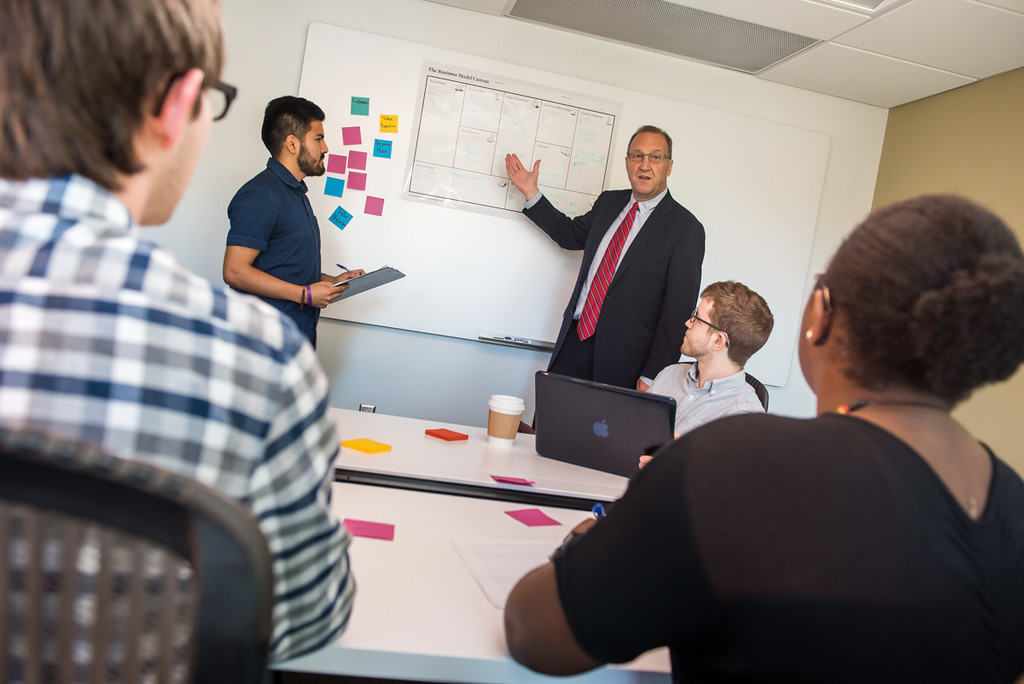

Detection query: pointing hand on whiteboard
xmin=505 ymin=153 xmax=540 ymax=202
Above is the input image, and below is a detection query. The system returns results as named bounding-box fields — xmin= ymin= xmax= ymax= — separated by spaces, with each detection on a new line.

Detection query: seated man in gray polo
xmin=640 ymin=281 xmax=773 ymax=466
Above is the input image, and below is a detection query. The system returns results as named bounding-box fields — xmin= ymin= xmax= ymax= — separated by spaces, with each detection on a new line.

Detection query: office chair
xmin=0 ymin=428 xmax=273 ymax=684
xmin=744 ymin=373 xmax=770 ymax=411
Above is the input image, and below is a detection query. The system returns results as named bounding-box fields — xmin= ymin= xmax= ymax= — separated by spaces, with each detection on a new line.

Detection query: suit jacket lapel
xmin=610 ymin=191 xmax=675 ymax=286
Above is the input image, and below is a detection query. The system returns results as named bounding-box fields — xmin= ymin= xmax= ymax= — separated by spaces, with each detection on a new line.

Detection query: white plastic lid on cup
xmin=488 ymin=395 xmax=525 ymax=415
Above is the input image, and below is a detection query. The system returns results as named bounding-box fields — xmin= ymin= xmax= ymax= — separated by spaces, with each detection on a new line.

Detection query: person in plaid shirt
xmin=0 ymin=0 xmax=354 ymax=662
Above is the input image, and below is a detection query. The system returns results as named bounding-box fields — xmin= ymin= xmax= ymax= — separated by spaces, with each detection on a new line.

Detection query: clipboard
xmin=332 ymin=266 xmax=405 ymax=301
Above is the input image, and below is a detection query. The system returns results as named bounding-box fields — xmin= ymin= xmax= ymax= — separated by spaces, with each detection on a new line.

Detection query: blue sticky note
xmin=373 ymin=139 xmax=393 ymax=159
xmin=324 ymin=177 xmax=345 ymax=198
xmin=329 ymin=206 xmax=353 ymax=230
xmin=351 ymin=96 xmax=370 ymax=116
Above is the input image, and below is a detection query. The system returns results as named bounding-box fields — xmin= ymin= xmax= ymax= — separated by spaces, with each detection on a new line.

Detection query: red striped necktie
xmin=577 ymin=201 xmax=639 ymax=340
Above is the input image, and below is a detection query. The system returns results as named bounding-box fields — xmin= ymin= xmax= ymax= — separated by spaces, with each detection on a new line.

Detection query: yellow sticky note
xmin=341 ymin=438 xmax=392 ymax=454
xmin=380 ymin=114 xmax=398 ymax=133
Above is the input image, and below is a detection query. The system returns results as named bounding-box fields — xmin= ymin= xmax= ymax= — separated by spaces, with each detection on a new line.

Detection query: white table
xmin=274 ymin=483 xmax=671 ymax=683
xmin=330 ymin=408 xmax=630 ymax=508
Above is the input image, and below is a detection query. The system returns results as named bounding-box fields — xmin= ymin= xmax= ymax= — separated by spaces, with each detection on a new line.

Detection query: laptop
xmin=533 ymin=371 xmax=677 ymax=477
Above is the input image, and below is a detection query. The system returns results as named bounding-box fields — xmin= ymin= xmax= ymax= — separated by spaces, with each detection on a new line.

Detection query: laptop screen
xmin=534 ymin=371 xmax=676 ymax=477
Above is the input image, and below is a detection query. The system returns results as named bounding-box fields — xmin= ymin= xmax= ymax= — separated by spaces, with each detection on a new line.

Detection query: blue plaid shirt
xmin=0 ymin=174 xmax=354 ymax=662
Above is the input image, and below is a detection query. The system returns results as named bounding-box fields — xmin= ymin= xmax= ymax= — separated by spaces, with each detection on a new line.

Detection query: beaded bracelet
xmin=299 ymin=285 xmax=306 ymax=310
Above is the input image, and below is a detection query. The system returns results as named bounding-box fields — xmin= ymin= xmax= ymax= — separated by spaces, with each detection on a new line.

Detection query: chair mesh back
xmin=0 ymin=501 xmax=198 ymax=684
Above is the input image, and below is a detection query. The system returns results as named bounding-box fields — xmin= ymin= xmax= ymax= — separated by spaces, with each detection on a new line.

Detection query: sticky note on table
xmin=348 ymin=150 xmax=368 ymax=170
xmin=342 ymin=126 xmax=362 ymax=145
xmin=348 ymin=172 xmax=367 ymax=191
xmin=364 ymin=196 xmax=384 ymax=216
xmin=343 ymin=519 xmax=394 ymax=541
xmin=374 ymin=139 xmax=393 ymax=159
xmin=327 ymin=154 xmax=347 ymax=174
xmin=505 ymin=508 xmax=561 ymax=527
xmin=324 ymin=177 xmax=345 ymax=198
xmin=329 ymin=206 xmax=352 ymax=230
xmin=350 ymin=96 xmax=370 ymax=116
xmin=341 ymin=438 xmax=391 ymax=454
xmin=425 ymin=428 xmax=469 ymax=441
xmin=492 ymin=475 xmax=535 ymax=486
xmin=380 ymin=114 xmax=398 ymax=133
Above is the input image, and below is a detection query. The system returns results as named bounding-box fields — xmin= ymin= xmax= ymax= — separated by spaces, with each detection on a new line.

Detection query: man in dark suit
xmin=505 ymin=125 xmax=705 ymax=390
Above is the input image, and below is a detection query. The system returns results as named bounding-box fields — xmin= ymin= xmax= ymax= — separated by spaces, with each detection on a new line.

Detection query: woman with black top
xmin=505 ymin=194 xmax=1024 ymax=683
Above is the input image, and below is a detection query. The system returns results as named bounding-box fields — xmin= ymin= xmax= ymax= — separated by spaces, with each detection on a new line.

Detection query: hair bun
xmin=912 ymin=254 xmax=1024 ymax=394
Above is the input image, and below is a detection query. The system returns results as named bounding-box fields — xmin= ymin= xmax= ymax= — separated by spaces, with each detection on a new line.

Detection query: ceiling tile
xmin=974 ymin=0 xmax=1024 ymax=11
xmin=834 ymin=0 xmax=1024 ymax=78
xmin=760 ymin=41 xmax=975 ymax=107
xmin=663 ymin=0 xmax=871 ymax=38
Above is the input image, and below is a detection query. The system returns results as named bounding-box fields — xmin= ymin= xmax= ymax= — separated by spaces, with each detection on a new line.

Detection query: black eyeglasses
xmin=690 ymin=309 xmax=729 ymax=346
xmin=154 ymin=76 xmax=237 ymax=122
xmin=205 ymin=80 xmax=237 ymax=122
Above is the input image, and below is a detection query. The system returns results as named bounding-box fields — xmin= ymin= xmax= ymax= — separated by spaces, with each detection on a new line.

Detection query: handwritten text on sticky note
xmin=329 ymin=206 xmax=353 ymax=230
xmin=351 ymin=96 xmax=370 ymax=116
xmin=374 ymin=139 xmax=393 ymax=159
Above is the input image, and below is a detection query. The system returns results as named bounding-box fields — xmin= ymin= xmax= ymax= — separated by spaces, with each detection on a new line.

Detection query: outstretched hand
xmin=505 ymin=153 xmax=540 ymax=201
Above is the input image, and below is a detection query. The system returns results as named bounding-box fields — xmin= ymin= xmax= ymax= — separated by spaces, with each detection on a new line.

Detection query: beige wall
xmin=873 ymin=67 xmax=1024 ymax=473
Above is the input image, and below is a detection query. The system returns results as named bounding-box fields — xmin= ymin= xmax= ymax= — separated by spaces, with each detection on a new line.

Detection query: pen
xmin=336 ymin=263 xmax=348 ymax=272
xmin=592 ymin=503 xmax=605 ymax=519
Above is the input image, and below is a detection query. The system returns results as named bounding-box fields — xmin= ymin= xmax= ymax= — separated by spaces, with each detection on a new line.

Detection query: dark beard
xmin=298 ymin=146 xmax=325 ymax=177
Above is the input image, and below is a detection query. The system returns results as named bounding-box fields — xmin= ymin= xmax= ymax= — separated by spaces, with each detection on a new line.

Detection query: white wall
xmin=149 ymin=0 xmax=888 ymax=427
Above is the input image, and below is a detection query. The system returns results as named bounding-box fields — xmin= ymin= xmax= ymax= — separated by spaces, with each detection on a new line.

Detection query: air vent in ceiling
xmin=508 ymin=0 xmax=820 ymax=74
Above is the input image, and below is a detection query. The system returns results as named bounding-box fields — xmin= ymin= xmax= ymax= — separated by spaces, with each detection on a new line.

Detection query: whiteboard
xmin=407 ymin=64 xmax=620 ymax=216
xmin=297 ymin=21 xmax=829 ymax=387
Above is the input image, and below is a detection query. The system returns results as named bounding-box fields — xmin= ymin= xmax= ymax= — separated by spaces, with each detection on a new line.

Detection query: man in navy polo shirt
xmin=224 ymin=95 xmax=362 ymax=347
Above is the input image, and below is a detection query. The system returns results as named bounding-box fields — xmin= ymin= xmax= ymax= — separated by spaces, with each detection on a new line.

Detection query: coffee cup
xmin=487 ymin=395 xmax=525 ymax=446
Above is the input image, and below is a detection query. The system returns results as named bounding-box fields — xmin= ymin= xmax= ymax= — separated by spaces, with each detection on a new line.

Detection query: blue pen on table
xmin=592 ymin=503 xmax=605 ymax=519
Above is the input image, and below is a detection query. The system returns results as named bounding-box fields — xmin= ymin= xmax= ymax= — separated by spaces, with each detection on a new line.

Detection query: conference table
xmin=274 ymin=482 xmax=672 ymax=683
xmin=328 ymin=408 xmax=632 ymax=509
xmin=273 ymin=408 xmax=670 ymax=682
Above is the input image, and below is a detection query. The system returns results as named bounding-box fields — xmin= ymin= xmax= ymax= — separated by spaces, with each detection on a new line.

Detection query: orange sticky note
xmin=425 ymin=428 xmax=468 ymax=442
xmin=341 ymin=438 xmax=392 ymax=454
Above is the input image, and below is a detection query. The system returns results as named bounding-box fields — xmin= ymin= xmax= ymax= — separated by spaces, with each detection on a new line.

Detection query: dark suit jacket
xmin=525 ymin=189 xmax=705 ymax=388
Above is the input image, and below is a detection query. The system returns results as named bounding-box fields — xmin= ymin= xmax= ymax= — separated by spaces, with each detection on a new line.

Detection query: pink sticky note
xmin=505 ymin=509 xmax=561 ymax=527
xmin=364 ymin=196 xmax=384 ymax=216
xmin=348 ymin=150 xmax=368 ymax=170
xmin=491 ymin=475 xmax=535 ymax=486
xmin=327 ymin=154 xmax=347 ymax=174
xmin=343 ymin=518 xmax=395 ymax=540
xmin=348 ymin=172 xmax=367 ymax=191
xmin=342 ymin=126 xmax=362 ymax=145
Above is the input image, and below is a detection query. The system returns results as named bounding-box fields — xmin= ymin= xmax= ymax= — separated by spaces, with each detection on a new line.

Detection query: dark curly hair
xmin=821 ymin=194 xmax=1024 ymax=404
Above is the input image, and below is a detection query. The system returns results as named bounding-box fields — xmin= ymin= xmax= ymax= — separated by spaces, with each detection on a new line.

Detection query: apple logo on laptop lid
xmin=592 ymin=419 xmax=609 ymax=438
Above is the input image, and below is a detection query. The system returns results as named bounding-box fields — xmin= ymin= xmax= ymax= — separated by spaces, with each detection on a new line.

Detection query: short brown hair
xmin=627 ymin=125 xmax=673 ymax=160
xmin=823 ymin=194 xmax=1024 ymax=404
xmin=0 ymin=0 xmax=224 ymax=191
xmin=702 ymin=281 xmax=774 ymax=367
